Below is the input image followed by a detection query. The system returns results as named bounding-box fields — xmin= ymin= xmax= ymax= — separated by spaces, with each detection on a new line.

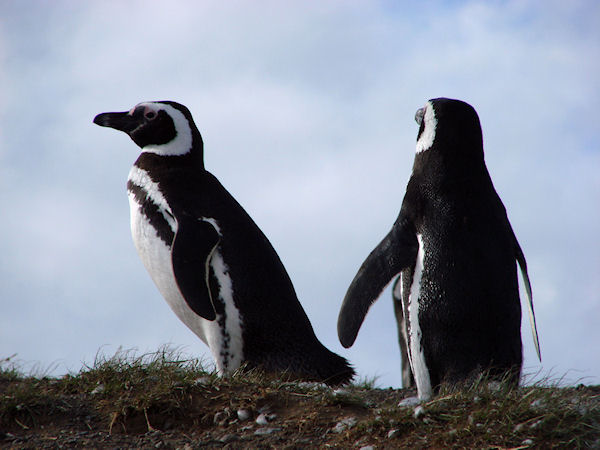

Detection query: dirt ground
xmin=1 ymin=368 xmax=599 ymax=449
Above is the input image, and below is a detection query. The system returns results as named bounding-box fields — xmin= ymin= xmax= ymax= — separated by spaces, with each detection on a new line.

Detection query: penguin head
xmin=414 ymin=98 xmax=484 ymax=159
xmin=93 ymin=101 xmax=203 ymax=157
xmin=415 ymin=98 xmax=484 ymax=172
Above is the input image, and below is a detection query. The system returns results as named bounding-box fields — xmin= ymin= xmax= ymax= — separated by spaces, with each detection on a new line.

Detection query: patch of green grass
xmin=73 ymin=346 xmax=214 ymax=394
xmin=64 ymin=346 xmax=217 ymax=431
xmin=1 ymin=346 xmax=217 ymax=432
xmin=0 ymin=355 xmax=22 ymax=383
xmin=352 ymin=374 xmax=380 ymax=390
xmin=0 ymin=356 xmax=66 ymax=430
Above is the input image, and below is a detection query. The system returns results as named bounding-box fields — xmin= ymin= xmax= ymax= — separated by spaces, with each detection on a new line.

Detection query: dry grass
xmin=1 ymin=348 xmax=599 ymax=448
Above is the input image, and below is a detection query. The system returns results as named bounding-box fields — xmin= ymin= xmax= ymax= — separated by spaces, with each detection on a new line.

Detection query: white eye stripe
xmin=415 ymin=101 xmax=437 ymax=153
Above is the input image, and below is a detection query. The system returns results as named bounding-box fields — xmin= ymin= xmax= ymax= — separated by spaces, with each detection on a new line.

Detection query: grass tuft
xmin=0 ymin=355 xmax=22 ymax=383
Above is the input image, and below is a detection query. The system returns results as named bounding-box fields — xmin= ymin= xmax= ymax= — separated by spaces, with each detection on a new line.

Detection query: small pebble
xmin=237 ymin=409 xmax=251 ymax=422
xmin=254 ymin=427 xmax=280 ymax=436
xmin=333 ymin=416 xmax=358 ymax=433
xmin=296 ymin=381 xmax=327 ymax=391
xmin=219 ymin=434 xmax=238 ymax=443
xmin=255 ymin=413 xmax=269 ymax=426
xmin=387 ymin=429 xmax=399 ymax=439
xmin=522 ymin=438 xmax=534 ymax=446
xmin=398 ymin=396 xmax=420 ymax=407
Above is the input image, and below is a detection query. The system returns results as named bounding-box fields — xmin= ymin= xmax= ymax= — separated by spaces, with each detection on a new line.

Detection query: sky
xmin=1 ymin=0 xmax=598 ymax=389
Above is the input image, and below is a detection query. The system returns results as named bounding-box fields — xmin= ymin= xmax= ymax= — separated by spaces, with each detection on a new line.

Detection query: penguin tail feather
xmin=317 ymin=353 xmax=355 ymax=386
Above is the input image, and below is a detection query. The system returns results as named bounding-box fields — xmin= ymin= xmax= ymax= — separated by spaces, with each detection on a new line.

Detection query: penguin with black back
xmin=337 ymin=98 xmax=540 ymax=400
xmin=93 ymin=101 xmax=354 ymax=385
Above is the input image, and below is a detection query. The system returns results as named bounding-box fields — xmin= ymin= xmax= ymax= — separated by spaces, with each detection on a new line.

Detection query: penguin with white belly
xmin=94 ymin=101 xmax=354 ymax=385
xmin=337 ymin=98 xmax=540 ymax=399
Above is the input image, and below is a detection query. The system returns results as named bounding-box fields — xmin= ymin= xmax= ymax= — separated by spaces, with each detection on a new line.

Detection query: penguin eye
xmin=415 ymin=108 xmax=425 ymax=126
xmin=145 ymin=111 xmax=157 ymax=120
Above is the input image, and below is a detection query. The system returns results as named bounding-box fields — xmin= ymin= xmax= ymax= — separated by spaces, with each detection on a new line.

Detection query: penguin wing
xmin=171 ymin=215 xmax=220 ymax=321
xmin=337 ymin=216 xmax=418 ymax=348
xmin=514 ymin=237 xmax=541 ymax=361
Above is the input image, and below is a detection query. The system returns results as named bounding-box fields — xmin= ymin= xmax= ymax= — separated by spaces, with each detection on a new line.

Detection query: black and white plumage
xmin=392 ymin=277 xmax=415 ymax=389
xmin=337 ymin=98 xmax=540 ymax=400
xmin=93 ymin=101 xmax=354 ymax=385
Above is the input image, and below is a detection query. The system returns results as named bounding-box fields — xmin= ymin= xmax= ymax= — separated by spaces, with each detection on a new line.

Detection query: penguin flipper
xmin=337 ymin=217 xmax=418 ymax=348
xmin=171 ymin=216 xmax=220 ymax=321
xmin=515 ymin=239 xmax=541 ymax=361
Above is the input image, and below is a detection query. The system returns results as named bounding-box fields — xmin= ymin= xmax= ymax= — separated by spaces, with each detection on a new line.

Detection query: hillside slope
xmin=1 ymin=351 xmax=598 ymax=448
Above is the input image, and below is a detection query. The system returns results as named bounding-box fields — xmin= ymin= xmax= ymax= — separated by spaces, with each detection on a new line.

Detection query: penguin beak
xmin=93 ymin=111 xmax=140 ymax=134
